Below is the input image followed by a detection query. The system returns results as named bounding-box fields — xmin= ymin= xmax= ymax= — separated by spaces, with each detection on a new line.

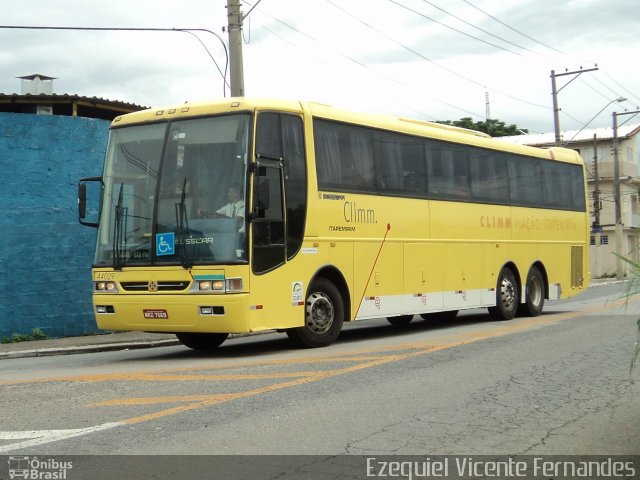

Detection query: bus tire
xmin=287 ymin=278 xmax=344 ymax=348
xmin=176 ymin=332 xmax=229 ymax=350
xmin=387 ymin=315 xmax=414 ymax=326
xmin=488 ymin=267 xmax=519 ymax=320
xmin=518 ymin=266 xmax=545 ymax=317
xmin=420 ymin=310 xmax=458 ymax=321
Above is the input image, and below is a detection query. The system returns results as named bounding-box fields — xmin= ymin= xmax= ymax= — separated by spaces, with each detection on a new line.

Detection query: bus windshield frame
xmin=94 ymin=113 xmax=251 ymax=269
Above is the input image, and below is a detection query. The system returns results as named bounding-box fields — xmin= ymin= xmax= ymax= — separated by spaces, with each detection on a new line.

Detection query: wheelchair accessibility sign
xmin=156 ymin=232 xmax=175 ymax=256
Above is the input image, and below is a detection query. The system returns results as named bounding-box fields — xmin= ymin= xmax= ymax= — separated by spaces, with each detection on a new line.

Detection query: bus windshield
xmin=94 ymin=113 xmax=251 ymax=268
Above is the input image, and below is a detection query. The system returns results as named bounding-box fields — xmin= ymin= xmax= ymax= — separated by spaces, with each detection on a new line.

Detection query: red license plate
xmin=143 ymin=309 xmax=169 ymax=319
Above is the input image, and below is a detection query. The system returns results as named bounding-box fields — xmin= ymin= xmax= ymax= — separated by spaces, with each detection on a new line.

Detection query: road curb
xmin=0 ymin=338 xmax=181 ymax=360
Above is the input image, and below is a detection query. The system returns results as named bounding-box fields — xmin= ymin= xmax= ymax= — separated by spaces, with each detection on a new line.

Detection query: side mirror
xmin=78 ymin=176 xmax=102 ymax=227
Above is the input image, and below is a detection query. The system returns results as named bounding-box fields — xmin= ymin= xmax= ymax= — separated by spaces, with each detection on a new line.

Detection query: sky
xmin=0 ymin=0 xmax=639 ymax=134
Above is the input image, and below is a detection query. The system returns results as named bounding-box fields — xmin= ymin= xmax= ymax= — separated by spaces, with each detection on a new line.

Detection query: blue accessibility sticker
xmin=156 ymin=232 xmax=175 ymax=256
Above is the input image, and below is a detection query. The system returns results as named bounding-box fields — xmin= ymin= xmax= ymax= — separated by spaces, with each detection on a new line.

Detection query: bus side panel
xmin=430 ymin=201 xmax=513 ymax=310
xmin=246 ymin=243 xmax=332 ymax=331
xmin=403 ymin=243 xmax=445 ymax=314
xmin=354 ymin=241 xmax=404 ymax=319
xmin=328 ymin=240 xmax=355 ymax=319
xmin=430 ymin=202 xmax=513 ymax=243
xmin=443 ymin=242 xmax=484 ymax=310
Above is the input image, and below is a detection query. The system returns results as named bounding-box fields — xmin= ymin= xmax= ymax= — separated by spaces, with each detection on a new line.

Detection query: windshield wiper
xmin=113 ymin=183 xmax=126 ymax=270
xmin=175 ymin=178 xmax=192 ymax=269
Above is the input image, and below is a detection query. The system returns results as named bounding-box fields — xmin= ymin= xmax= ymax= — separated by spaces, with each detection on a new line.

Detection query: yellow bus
xmin=78 ymin=98 xmax=589 ymax=349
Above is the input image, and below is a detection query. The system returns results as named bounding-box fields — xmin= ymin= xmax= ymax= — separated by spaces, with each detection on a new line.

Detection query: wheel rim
xmin=306 ymin=292 xmax=334 ymax=334
xmin=529 ymin=275 xmax=543 ymax=307
xmin=499 ymin=275 xmax=517 ymax=311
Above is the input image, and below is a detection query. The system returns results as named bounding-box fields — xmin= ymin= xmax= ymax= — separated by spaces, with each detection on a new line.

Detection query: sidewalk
xmin=0 ymin=331 xmax=180 ymax=360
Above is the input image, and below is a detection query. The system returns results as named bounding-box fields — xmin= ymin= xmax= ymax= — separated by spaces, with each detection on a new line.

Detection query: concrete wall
xmin=0 ymin=113 xmax=109 ymax=339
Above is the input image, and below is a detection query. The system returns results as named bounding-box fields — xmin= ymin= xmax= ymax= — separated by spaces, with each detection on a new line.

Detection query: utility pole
xmin=227 ymin=0 xmax=245 ymax=97
xmin=485 ymin=91 xmax=491 ymax=134
xmin=612 ymin=108 xmax=640 ymax=280
xmin=550 ymin=66 xmax=599 ymax=145
xmin=592 ymin=133 xmax=601 ymax=230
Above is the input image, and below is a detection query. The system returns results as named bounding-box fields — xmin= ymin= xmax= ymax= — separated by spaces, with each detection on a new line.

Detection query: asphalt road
xmin=1 ymin=282 xmax=638 ymax=462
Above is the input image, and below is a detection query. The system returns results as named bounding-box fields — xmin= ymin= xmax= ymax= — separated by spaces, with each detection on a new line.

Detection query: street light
xmin=561 ymin=97 xmax=626 ymax=147
xmin=613 ymin=107 xmax=640 ymax=280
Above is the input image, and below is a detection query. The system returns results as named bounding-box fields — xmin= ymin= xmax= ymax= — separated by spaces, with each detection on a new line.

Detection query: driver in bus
xmin=197 ymin=184 xmax=245 ymax=232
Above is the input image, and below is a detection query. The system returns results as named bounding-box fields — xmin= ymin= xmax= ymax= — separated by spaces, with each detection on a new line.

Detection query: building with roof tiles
xmin=0 ymin=73 xmax=145 ymax=120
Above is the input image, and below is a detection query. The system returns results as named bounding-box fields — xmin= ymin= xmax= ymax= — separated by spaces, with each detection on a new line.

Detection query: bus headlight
xmin=194 ymin=278 xmax=242 ymax=293
xmin=95 ymin=281 xmax=118 ymax=292
xmin=198 ymin=280 xmax=225 ymax=291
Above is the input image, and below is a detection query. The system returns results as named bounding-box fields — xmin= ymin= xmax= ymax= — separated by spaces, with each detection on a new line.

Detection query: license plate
xmin=143 ymin=309 xmax=169 ymax=319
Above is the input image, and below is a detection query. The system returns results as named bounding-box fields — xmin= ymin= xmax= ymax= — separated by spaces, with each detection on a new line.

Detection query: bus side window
xmin=451 ymin=149 xmax=470 ymax=196
xmin=427 ymin=144 xmax=452 ymax=195
xmin=509 ymin=156 xmax=541 ymax=206
xmin=401 ymin=141 xmax=426 ymax=195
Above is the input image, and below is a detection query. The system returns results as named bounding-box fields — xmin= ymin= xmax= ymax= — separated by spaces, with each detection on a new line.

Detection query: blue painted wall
xmin=0 ymin=113 xmax=109 ymax=339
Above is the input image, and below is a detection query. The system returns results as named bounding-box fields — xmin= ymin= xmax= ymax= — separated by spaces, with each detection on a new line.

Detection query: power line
xmin=388 ymin=0 xmax=522 ymax=56
xmin=259 ymin=23 xmax=440 ymax=119
xmin=602 ymin=71 xmax=640 ymax=107
xmin=0 ymin=25 xmax=230 ymax=93
xmin=326 ymin=0 xmax=548 ymax=110
xmin=460 ymin=0 xmax=566 ymax=55
xmin=419 ymin=0 xmax=537 ymax=55
xmin=457 ymin=2 xmax=638 ymax=127
xmin=578 ymin=77 xmax=617 ymax=103
xmin=248 ymin=1 xmax=480 ymax=118
xmin=587 ymin=74 xmax=626 ymax=100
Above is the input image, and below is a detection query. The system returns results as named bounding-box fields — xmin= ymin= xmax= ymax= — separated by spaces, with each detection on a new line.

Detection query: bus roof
xmin=111 ymin=97 xmax=583 ymax=165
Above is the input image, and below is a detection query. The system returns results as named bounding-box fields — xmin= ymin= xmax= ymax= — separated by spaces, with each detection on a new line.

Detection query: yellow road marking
xmin=114 ymin=296 xmax=640 ymax=425
xmin=3 ymin=295 xmax=637 ymax=430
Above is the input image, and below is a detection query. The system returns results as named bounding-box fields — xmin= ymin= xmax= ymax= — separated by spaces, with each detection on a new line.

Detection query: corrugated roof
xmin=0 ymin=92 xmax=146 ymax=110
xmin=499 ymin=124 xmax=640 ymax=147
xmin=0 ymin=92 xmax=147 ymax=120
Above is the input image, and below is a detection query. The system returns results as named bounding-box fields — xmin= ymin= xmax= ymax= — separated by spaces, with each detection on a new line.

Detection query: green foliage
xmin=612 ymin=253 xmax=640 ymax=372
xmin=437 ymin=117 xmax=528 ymax=137
xmin=1 ymin=328 xmax=49 ymax=343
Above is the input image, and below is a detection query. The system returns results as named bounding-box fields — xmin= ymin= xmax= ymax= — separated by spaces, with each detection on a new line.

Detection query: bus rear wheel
xmin=488 ymin=267 xmax=519 ymax=320
xmin=176 ymin=332 xmax=229 ymax=350
xmin=287 ymin=278 xmax=344 ymax=348
xmin=518 ymin=266 xmax=545 ymax=317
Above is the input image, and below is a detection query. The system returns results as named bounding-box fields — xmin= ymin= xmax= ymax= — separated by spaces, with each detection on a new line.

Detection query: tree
xmin=436 ymin=118 xmax=527 ymax=137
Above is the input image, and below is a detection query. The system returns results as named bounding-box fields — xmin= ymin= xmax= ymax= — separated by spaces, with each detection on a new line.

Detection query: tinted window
xmin=256 ymin=112 xmax=307 ymax=262
xmin=427 ymin=142 xmax=470 ymax=198
xmin=315 ymin=120 xmax=374 ymax=192
xmin=470 ymin=149 xmax=509 ymax=202
xmin=509 ymin=156 xmax=542 ymax=206
xmin=314 ymin=118 xmax=585 ymax=212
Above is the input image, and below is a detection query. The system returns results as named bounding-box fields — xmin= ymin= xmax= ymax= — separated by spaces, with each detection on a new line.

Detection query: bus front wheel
xmin=488 ymin=267 xmax=519 ymax=320
xmin=287 ymin=278 xmax=344 ymax=348
xmin=176 ymin=332 xmax=229 ymax=350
